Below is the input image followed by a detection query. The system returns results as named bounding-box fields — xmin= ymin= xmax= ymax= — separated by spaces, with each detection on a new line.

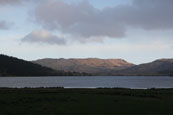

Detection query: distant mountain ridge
xmin=33 ymin=58 xmax=134 ymax=75
xmin=0 ymin=54 xmax=172 ymax=76
xmin=33 ymin=58 xmax=173 ymax=76
xmin=112 ymin=59 xmax=173 ymax=76
xmin=0 ymin=54 xmax=89 ymax=76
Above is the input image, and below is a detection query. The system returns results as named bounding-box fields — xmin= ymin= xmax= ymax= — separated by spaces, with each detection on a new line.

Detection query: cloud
xmin=31 ymin=0 xmax=173 ymax=42
xmin=0 ymin=0 xmax=35 ymax=6
xmin=0 ymin=0 xmax=22 ymax=5
xmin=0 ymin=20 xmax=9 ymax=30
xmin=33 ymin=0 xmax=125 ymax=39
xmin=111 ymin=0 xmax=173 ymax=30
xmin=21 ymin=30 xmax=66 ymax=45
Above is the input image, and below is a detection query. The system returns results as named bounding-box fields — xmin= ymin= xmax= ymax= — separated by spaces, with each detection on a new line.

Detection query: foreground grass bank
xmin=0 ymin=88 xmax=173 ymax=115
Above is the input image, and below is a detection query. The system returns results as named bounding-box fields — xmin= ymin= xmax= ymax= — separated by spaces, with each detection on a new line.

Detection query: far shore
xmin=0 ymin=75 xmax=172 ymax=77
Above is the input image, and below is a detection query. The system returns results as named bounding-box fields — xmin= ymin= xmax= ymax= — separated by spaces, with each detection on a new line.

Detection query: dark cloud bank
xmin=23 ymin=0 xmax=173 ymax=44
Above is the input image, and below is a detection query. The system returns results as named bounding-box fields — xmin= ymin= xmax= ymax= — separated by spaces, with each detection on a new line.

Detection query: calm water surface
xmin=0 ymin=76 xmax=173 ymax=89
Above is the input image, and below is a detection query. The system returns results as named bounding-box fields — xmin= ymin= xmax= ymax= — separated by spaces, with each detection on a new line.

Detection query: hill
xmin=1 ymin=54 xmax=172 ymax=76
xmin=0 ymin=54 xmax=89 ymax=76
xmin=33 ymin=58 xmax=134 ymax=75
xmin=113 ymin=59 xmax=173 ymax=76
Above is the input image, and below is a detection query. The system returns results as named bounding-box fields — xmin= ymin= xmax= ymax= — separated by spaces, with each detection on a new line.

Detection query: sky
xmin=0 ymin=0 xmax=173 ymax=64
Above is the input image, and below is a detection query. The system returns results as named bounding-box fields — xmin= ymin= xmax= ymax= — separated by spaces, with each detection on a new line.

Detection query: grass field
xmin=0 ymin=88 xmax=173 ymax=115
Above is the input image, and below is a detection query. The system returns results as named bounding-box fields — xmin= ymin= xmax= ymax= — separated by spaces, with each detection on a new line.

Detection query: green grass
xmin=0 ymin=88 xmax=173 ymax=115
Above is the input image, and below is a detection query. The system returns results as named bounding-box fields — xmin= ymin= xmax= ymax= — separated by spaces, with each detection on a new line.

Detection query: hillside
xmin=1 ymin=54 xmax=172 ymax=76
xmin=113 ymin=59 xmax=173 ymax=76
xmin=33 ymin=58 xmax=173 ymax=76
xmin=0 ymin=54 xmax=89 ymax=76
xmin=33 ymin=58 xmax=134 ymax=75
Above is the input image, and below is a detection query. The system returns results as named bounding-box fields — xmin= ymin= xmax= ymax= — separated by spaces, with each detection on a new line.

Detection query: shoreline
xmin=0 ymin=75 xmax=171 ymax=77
xmin=0 ymin=87 xmax=173 ymax=90
xmin=0 ymin=76 xmax=173 ymax=90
